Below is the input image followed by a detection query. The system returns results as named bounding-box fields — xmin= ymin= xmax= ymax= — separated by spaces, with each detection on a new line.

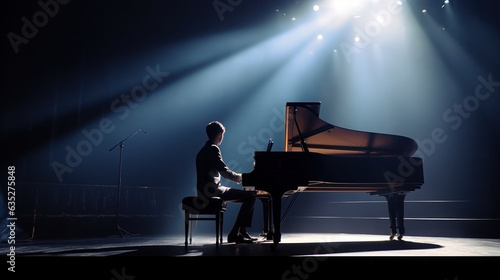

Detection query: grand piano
xmin=242 ymin=102 xmax=424 ymax=248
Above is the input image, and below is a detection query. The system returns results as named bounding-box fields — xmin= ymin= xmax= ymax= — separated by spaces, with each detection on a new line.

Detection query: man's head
xmin=206 ymin=121 xmax=225 ymax=146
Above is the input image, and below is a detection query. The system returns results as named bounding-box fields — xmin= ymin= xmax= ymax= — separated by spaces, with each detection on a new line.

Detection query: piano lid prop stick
xmin=293 ymin=107 xmax=309 ymax=153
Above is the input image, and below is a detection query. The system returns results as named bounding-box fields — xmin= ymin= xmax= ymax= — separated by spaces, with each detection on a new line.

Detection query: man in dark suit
xmin=196 ymin=121 xmax=256 ymax=243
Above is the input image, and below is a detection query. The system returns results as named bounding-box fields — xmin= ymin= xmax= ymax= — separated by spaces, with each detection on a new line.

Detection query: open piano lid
xmin=285 ymin=102 xmax=418 ymax=156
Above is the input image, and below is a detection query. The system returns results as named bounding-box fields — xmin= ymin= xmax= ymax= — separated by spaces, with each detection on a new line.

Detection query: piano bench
xmin=182 ymin=196 xmax=226 ymax=247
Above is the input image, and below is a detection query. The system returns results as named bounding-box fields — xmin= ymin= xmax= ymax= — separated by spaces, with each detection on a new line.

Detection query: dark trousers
xmin=218 ymin=186 xmax=256 ymax=229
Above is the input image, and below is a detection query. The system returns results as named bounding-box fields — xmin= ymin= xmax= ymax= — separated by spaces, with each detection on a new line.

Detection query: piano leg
xmin=258 ymin=196 xmax=273 ymax=240
xmin=397 ymin=194 xmax=406 ymax=239
xmin=384 ymin=193 xmax=406 ymax=241
xmin=271 ymin=194 xmax=282 ymax=249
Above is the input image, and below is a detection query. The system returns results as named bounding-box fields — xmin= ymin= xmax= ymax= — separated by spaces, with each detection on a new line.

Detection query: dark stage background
xmin=1 ymin=0 xmax=500 ymax=240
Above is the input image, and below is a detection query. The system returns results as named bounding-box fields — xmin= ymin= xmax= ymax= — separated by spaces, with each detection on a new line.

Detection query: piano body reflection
xmin=242 ymin=102 xmax=424 ymax=248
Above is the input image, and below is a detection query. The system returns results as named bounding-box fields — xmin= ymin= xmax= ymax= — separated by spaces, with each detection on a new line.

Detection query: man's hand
xmin=235 ymin=173 xmax=243 ymax=184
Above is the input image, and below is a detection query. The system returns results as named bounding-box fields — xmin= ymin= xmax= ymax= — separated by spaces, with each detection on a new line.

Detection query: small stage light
xmin=313 ymin=5 xmax=320 ymax=11
xmin=422 ymin=9 xmax=427 ymax=13
xmin=396 ymin=1 xmax=403 ymax=5
xmin=355 ymin=36 xmax=360 ymax=42
xmin=317 ymin=34 xmax=323 ymax=40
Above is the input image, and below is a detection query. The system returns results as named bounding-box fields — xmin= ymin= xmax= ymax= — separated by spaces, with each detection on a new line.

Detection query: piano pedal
xmin=390 ymin=233 xmax=404 ymax=241
xmin=260 ymin=231 xmax=274 ymax=241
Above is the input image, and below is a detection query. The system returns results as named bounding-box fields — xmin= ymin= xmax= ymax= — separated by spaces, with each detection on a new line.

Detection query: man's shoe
xmin=227 ymin=234 xmax=254 ymax=244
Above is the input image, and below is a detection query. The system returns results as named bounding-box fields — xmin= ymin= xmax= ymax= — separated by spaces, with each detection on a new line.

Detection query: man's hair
xmin=206 ymin=121 xmax=225 ymax=141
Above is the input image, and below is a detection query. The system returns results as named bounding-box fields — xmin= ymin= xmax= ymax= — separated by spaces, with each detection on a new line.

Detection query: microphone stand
xmin=109 ymin=129 xmax=147 ymax=238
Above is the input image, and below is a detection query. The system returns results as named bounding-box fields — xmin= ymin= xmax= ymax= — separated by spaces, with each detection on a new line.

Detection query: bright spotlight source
xmin=354 ymin=36 xmax=360 ymax=42
xmin=422 ymin=9 xmax=427 ymax=13
xmin=396 ymin=0 xmax=403 ymax=5
xmin=444 ymin=0 xmax=449 ymax=4
xmin=313 ymin=5 xmax=320 ymax=11
xmin=331 ymin=1 xmax=362 ymax=15
xmin=317 ymin=34 xmax=323 ymax=40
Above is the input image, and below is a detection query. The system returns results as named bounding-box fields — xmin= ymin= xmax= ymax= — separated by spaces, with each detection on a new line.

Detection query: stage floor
xmin=3 ymin=233 xmax=499 ymax=279
xmin=4 ymin=233 xmax=500 ymax=257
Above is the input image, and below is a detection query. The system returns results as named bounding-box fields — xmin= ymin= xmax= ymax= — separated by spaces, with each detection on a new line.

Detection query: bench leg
xmin=220 ymin=212 xmax=223 ymax=245
xmin=215 ymin=213 xmax=220 ymax=247
xmin=184 ymin=211 xmax=189 ymax=246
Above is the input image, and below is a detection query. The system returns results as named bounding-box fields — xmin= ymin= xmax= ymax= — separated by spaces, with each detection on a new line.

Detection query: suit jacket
xmin=196 ymin=141 xmax=239 ymax=199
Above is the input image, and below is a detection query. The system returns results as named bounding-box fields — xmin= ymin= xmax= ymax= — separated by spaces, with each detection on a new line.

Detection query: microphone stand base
xmin=117 ymin=225 xmax=138 ymax=239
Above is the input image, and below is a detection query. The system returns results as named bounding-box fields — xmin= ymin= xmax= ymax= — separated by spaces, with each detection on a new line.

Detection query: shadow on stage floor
xmin=7 ymin=234 xmax=499 ymax=279
xmin=126 ymin=240 xmax=442 ymax=257
xmin=17 ymin=236 xmax=442 ymax=257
